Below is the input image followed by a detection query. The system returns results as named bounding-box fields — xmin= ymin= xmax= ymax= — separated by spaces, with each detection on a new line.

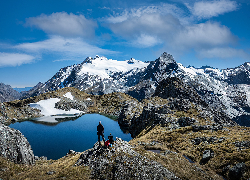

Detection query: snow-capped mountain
xmin=21 ymin=55 xmax=149 ymax=98
xmin=22 ymin=52 xmax=250 ymax=125
xmin=177 ymin=63 xmax=250 ymax=119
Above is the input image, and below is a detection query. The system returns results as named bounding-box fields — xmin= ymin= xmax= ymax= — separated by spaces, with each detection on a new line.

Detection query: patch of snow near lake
xmin=63 ymin=92 xmax=74 ymax=100
xmin=30 ymin=98 xmax=82 ymax=117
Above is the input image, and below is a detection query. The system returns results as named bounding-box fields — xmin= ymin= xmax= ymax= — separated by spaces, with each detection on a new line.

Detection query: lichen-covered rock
xmin=200 ymin=149 xmax=214 ymax=164
xmin=75 ymin=138 xmax=180 ymax=180
xmin=0 ymin=124 xmax=35 ymax=165
xmin=55 ymin=98 xmax=87 ymax=111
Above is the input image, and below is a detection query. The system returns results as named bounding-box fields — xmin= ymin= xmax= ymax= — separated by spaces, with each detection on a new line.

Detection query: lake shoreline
xmin=9 ymin=113 xmax=132 ymax=160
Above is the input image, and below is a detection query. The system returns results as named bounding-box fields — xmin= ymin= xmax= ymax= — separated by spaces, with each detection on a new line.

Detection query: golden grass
xmin=130 ymin=125 xmax=250 ymax=179
xmin=0 ymin=153 xmax=90 ymax=180
xmin=131 ymin=142 xmax=224 ymax=180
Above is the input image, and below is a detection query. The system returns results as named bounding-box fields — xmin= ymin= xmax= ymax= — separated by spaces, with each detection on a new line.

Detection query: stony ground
xmin=75 ymin=138 xmax=180 ymax=180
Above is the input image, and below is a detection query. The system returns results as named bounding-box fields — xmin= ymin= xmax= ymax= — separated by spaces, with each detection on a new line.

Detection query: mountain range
xmin=1 ymin=52 xmax=250 ymax=126
xmin=1 ymin=52 xmax=250 ymax=180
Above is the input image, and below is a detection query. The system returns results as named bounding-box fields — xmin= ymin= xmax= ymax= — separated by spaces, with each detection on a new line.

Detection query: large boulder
xmin=0 ymin=124 xmax=35 ymax=165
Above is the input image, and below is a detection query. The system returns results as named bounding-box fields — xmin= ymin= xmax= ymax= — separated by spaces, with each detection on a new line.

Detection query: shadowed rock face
xmin=154 ymin=77 xmax=207 ymax=106
xmin=0 ymin=123 xmax=35 ymax=165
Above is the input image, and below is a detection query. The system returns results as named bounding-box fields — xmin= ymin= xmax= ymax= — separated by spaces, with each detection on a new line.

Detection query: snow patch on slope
xmin=64 ymin=92 xmax=74 ymax=100
xmin=30 ymin=98 xmax=82 ymax=116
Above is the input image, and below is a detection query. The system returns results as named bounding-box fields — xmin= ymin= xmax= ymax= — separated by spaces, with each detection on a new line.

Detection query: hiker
xmin=97 ymin=121 xmax=105 ymax=146
xmin=104 ymin=134 xmax=114 ymax=148
xmin=108 ymin=133 xmax=114 ymax=145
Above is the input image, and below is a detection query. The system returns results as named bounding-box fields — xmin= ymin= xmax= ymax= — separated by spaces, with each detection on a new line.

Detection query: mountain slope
xmin=0 ymin=83 xmax=22 ymax=103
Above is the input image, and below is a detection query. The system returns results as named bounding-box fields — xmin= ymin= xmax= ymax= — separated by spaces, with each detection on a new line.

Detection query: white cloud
xmin=173 ymin=22 xmax=237 ymax=50
xmin=105 ymin=5 xmax=238 ymax=51
xmin=102 ymin=2 xmax=248 ymax=61
xmin=186 ymin=0 xmax=238 ymax=19
xmin=0 ymin=52 xmax=35 ymax=67
xmin=15 ymin=36 xmax=117 ymax=59
xmin=105 ymin=4 xmax=187 ymax=24
xmin=198 ymin=47 xmax=250 ymax=59
xmin=108 ymin=13 xmax=182 ymax=38
xmin=131 ymin=34 xmax=162 ymax=48
xmin=105 ymin=8 xmax=183 ymax=49
xmin=25 ymin=12 xmax=97 ymax=37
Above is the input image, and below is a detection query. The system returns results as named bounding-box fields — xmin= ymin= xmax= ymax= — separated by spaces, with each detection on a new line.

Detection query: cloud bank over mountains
xmin=0 ymin=0 xmax=249 ymax=68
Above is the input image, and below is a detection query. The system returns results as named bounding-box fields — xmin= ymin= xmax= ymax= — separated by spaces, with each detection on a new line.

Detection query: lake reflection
xmin=9 ymin=114 xmax=132 ymax=160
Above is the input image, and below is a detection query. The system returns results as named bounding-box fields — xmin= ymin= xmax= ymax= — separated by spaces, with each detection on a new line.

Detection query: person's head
xmin=99 ymin=121 xmax=101 ymax=125
xmin=110 ymin=133 xmax=112 ymax=135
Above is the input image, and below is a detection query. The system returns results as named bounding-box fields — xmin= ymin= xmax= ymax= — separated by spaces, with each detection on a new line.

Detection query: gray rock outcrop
xmin=75 ymin=138 xmax=180 ymax=180
xmin=0 ymin=123 xmax=35 ymax=165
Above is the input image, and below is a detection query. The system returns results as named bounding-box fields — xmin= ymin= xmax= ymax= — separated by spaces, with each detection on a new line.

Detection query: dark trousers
xmin=98 ymin=133 xmax=105 ymax=144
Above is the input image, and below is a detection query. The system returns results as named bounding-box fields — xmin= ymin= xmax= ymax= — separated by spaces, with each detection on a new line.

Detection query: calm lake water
xmin=9 ymin=114 xmax=132 ymax=160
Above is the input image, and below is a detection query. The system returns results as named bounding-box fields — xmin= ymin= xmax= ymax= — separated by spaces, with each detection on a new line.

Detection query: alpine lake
xmin=9 ymin=114 xmax=132 ymax=160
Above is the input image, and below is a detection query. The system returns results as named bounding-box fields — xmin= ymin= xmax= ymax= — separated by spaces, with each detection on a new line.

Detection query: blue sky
xmin=0 ymin=0 xmax=249 ymax=88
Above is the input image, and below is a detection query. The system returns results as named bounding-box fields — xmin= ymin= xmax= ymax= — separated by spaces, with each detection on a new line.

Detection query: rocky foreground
xmin=0 ymin=123 xmax=34 ymax=165
xmin=75 ymin=138 xmax=180 ymax=179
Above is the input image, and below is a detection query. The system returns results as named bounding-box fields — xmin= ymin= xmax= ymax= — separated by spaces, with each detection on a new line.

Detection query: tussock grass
xmin=0 ymin=153 xmax=90 ymax=179
xmin=130 ymin=125 xmax=250 ymax=179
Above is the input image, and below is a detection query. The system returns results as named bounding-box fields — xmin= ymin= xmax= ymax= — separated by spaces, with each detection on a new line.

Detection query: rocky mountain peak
xmin=159 ymin=52 xmax=175 ymax=63
xmin=155 ymin=52 xmax=178 ymax=72
xmin=0 ymin=83 xmax=22 ymax=103
xmin=142 ymin=52 xmax=178 ymax=82
xmin=242 ymin=62 xmax=250 ymax=70
xmin=82 ymin=57 xmax=93 ymax=64
xmin=224 ymin=62 xmax=250 ymax=85
xmin=127 ymin=58 xmax=136 ymax=64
